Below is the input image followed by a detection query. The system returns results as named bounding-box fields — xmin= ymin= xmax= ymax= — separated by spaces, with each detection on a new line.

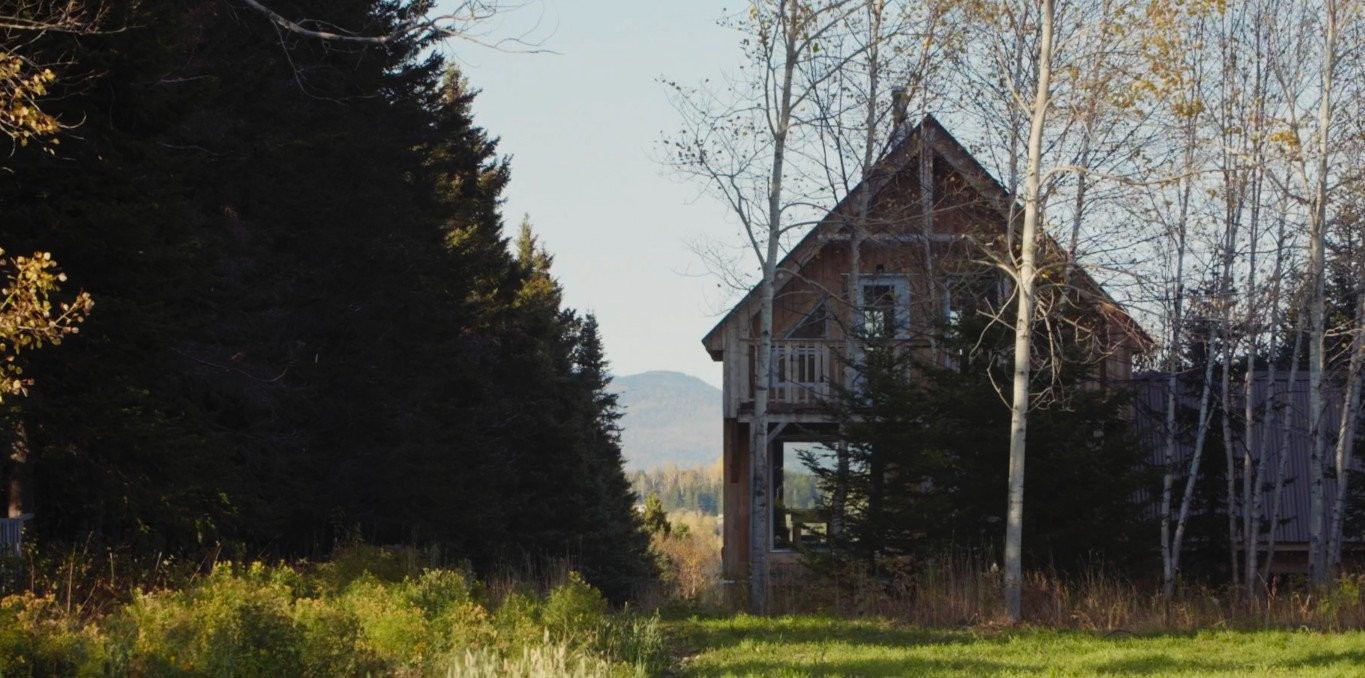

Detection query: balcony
xmin=744 ymin=340 xmax=842 ymax=408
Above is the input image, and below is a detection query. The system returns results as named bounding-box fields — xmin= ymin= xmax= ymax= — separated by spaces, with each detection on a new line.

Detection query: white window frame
xmin=857 ymin=274 xmax=910 ymax=339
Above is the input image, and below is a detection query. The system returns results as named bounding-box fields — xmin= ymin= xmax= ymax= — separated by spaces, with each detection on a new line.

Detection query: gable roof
xmin=701 ymin=114 xmax=1153 ymax=359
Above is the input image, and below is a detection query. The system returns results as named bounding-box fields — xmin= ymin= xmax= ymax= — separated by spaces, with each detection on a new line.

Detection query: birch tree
xmin=1140 ymin=3 xmax=1211 ymax=599
xmin=1327 ymin=206 xmax=1365 ymax=568
xmin=954 ymin=0 xmax=1154 ymax=621
xmin=2 ymin=0 xmax=99 ymax=517
xmin=1261 ymin=0 xmax=1357 ymax=585
xmin=999 ymin=0 xmax=1054 ymax=621
xmin=1304 ymin=0 xmax=1339 ymax=586
xmin=667 ymin=0 xmax=861 ymax=614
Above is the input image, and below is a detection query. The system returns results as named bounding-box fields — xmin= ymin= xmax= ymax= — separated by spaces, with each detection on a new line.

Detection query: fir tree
xmin=571 ymin=314 xmax=656 ymax=602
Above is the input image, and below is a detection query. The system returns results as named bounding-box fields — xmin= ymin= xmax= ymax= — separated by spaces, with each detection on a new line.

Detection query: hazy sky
xmin=445 ymin=1 xmax=745 ymax=387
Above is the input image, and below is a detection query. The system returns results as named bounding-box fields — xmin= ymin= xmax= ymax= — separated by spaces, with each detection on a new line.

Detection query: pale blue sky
xmin=447 ymin=1 xmax=743 ymax=387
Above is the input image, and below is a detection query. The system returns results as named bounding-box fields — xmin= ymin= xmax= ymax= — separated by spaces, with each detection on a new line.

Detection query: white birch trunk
xmin=1263 ymin=314 xmax=1306 ymax=580
xmin=1004 ymin=0 xmax=1054 ymax=624
xmin=1243 ymin=167 xmax=1273 ymax=595
xmin=834 ymin=0 xmax=886 ymax=543
xmin=749 ymin=1 xmax=805 ymax=614
xmin=1306 ymin=0 xmax=1338 ymax=586
xmin=1239 ymin=51 xmax=1268 ymax=591
xmin=1159 ymin=207 xmax=1190 ymax=601
xmin=1160 ymin=108 xmax=1198 ymax=602
xmin=1217 ymin=200 xmax=1243 ymax=590
xmin=1168 ymin=320 xmax=1221 ymax=596
xmin=1327 ymin=292 xmax=1365 ymax=567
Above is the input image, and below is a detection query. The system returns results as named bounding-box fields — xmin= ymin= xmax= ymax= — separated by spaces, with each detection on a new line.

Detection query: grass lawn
xmin=668 ymin=615 xmax=1365 ymax=676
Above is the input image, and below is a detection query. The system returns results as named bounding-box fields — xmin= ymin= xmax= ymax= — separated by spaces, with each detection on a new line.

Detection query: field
xmin=669 ymin=615 xmax=1365 ymax=677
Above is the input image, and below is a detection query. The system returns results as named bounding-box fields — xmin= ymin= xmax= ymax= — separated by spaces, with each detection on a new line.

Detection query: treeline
xmin=0 ymin=1 xmax=650 ymax=601
xmin=630 ymin=464 xmax=819 ymax=515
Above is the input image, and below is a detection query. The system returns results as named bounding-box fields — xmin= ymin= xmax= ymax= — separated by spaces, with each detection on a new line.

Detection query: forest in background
xmin=0 ymin=0 xmax=652 ymax=603
xmin=629 ymin=464 xmax=819 ymax=516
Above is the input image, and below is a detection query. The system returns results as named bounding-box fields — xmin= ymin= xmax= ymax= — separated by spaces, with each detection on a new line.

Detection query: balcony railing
xmin=746 ymin=340 xmax=841 ymax=406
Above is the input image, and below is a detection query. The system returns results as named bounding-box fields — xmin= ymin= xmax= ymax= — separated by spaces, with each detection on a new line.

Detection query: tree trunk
xmin=1161 ymin=102 xmax=1198 ymax=603
xmin=1327 ymin=292 xmax=1365 ymax=567
xmin=835 ymin=0 xmax=885 ymax=546
xmin=1263 ymin=315 xmax=1306 ymax=580
xmin=1005 ymin=0 xmax=1054 ymax=624
xmin=1245 ymin=185 xmax=1280 ymax=595
xmin=1168 ymin=320 xmax=1220 ymax=598
xmin=1306 ymin=2 xmax=1336 ymax=587
xmin=1218 ymin=211 xmax=1242 ymax=591
xmin=749 ymin=1 xmax=803 ymax=614
xmin=6 ymin=421 xmax=30 ymax=519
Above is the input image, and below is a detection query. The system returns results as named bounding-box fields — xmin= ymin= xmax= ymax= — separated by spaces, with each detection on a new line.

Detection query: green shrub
xmin=408 ymin=568 xmax=493 ymax=651
xmin=542 ymin=572 xmax=608 ymax=643
xmin=290 ymin=597 xmax=384 ymax=677
xmin=0 ymin=551 xmax=664 ymax=676
xmin=314 ymin=543 xmax=418 ymax=593
xmin=492 ymin=588 xmax=544 ymax=651
xmin=0 ymin=593 xmax=106 ymax=677
xmin=119 ymin=563 xmax=306 ymax=676
xmin=341 ymin=575 xmax=434 ymax=670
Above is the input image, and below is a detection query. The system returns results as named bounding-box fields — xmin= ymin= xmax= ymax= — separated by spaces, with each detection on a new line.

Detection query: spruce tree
xmin=812 ymin=315 xmax=1155 ymax=573
xmin=571 ymin=314 xmax=655 ymax=602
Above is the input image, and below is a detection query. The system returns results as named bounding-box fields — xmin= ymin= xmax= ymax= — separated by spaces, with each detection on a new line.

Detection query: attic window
xmin=787 ymin=303 xmax=829 ymax=339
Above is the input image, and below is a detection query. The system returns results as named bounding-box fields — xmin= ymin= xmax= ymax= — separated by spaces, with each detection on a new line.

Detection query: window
xmin=944 ymin=272 xmax=999 ymax=326
xmin=858 ymin=275 xmax=909 ymax=339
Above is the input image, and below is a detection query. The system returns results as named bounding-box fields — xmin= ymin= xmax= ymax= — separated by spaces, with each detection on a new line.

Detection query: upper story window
xmin=858 ymin=275 xmax=909 ymax=339
xmin=944 ymin=271 xmax=1001 ymax=326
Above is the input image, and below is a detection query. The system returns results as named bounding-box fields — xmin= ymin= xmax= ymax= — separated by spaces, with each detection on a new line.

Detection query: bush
xmin=116 ymin=563 xmax=307 ymax=676
xmin=0 ymin=593 xmax=106 ymax=676
xmin=542 ymin=572 xmax=607 ymax=641
xmin=0 ymin=550 xmax=665 ymax=676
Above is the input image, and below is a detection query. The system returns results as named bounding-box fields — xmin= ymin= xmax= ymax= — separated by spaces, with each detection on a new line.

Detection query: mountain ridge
xmin=612 ymin=370 xmax=720 ymax=471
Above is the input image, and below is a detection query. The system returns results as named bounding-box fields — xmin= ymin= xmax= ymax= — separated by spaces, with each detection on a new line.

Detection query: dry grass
xmin=758 ymin=553 xmax=1365 ymax=632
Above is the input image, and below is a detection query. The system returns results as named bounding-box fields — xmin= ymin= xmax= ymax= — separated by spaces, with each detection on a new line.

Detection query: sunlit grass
xmin=670 ymin=615 xmax=1365 ymax=676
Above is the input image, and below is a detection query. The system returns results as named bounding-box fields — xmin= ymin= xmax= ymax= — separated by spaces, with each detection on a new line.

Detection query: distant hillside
xmin=613 ymin=371 xmax=720 ymax=470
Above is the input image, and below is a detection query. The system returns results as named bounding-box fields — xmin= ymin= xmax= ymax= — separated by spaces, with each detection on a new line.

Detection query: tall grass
xmin=762 ymin=550 xmax=1365 ymax=631
xmin=627 ymin=504 xmax=1365 ymax=632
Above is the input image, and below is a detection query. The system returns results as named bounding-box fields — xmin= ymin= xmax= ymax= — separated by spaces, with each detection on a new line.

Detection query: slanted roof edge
xmin=700 ymin=114 xmax=1154 ymax=357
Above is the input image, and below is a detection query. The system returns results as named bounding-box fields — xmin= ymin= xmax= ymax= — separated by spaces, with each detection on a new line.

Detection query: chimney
xmin=891 ymin=87 xmax=908 ymax=131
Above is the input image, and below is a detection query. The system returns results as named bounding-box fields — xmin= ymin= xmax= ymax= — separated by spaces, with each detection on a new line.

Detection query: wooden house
xmin=700 ymin=115 xmax=1151 ymax=583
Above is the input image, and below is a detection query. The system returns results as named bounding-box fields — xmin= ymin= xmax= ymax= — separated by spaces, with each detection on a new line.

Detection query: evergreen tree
xmin=810 ymin=315 xmax=1156 ymax=573
xmin=0 ymin=0 xmax=658 ymax=599
xmin=570 ymin=314 xmax=655 ymax=602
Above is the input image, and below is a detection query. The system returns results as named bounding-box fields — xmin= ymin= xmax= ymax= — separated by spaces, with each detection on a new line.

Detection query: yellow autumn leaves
xmin=1 ymin=50 xmax=91 ymax=400
xmin=1 ymin=53 xmax=61 ymax=147
xmin=0 ymin=249 xmax=93 ymax=400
